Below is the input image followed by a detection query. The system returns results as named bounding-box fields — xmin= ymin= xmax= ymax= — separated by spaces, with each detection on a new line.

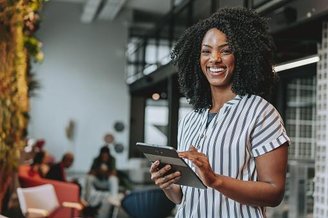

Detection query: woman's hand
xmin=178 ymin=146 xmax=217 ymax=187
xmin=149 ymin=160 xmax=181 ymax=190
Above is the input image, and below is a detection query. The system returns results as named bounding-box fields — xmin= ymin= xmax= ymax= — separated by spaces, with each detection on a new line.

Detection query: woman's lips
xmin=208 ymin=67 xmax=225 ymax=74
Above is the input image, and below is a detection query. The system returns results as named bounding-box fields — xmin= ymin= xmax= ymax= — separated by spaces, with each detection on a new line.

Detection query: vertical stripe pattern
xmin=175 ymin=95 xmax=290 ymax=218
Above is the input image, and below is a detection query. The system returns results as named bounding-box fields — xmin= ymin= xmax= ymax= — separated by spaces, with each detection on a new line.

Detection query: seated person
xmin=46 ymin=152 xmax=83 ymax=198
xmin=86 ymin=145 xmax=118 ymax=195
xmin=46 ymin=152 xmax=74 ymax=182
xmin=84 ymin=146 xmax=119 ymax=218
xmin=29 ymin=151 xmax=49 ymax=178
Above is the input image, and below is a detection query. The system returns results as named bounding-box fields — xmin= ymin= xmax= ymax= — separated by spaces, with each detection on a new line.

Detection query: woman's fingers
xmin=160 ymin=174 xmax=181 ymax=190
xmin=149 ymin=160 xmax=160 ymax=173
xmin=178 ymin=146 xmax=206 ymax=161
xmin=178 ymin=146 xmax=216 ymax=187
xmin=189 ymin=146 xmax=198 ymax=152
xmin=193 ymin=158 xmax=204 ymax=167
xmin=151 ymin=164 xmax=171 ymax=180
xmin=162 ymin=171 xmax=180 ymax=183
xmin=151 ymin=164 xmax=181 ymax=188
xmin=157 ymin=172 xmax=181 ymax=189
xmin=149 ymin=160 xmax=181 ymax=190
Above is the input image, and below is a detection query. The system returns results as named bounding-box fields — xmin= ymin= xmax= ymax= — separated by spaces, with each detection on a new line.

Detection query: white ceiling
xmin=125 ymin=0 xmax=171 ymax=14
xmin=52 ymin=0 xmax=171 ymax=19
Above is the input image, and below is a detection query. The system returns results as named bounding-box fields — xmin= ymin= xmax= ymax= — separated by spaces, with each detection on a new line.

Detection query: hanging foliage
xmin=0 ymin=0 xmax=45 ymax=211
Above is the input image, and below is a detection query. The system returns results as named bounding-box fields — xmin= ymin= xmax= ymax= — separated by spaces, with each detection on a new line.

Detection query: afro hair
xmin=171 ymin=7 xmax=277 ymax=111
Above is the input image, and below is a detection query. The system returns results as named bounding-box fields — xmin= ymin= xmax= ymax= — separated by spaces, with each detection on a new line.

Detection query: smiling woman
xmin=149 ymin=7 xmax=290 ymax=218
xmin=199 ymin=28 xmax=235 ymax=108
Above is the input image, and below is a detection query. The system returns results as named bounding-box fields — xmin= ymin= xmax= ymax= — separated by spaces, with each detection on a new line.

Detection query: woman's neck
xmin=210 ymin=87 xmax=236 ymax=113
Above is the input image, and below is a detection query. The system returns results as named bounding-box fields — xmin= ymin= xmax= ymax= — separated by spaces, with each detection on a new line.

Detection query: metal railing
xmin=125 ymin=0 xmax=213 ymax=84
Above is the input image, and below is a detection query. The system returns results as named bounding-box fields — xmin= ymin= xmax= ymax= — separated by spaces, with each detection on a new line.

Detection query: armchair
xmin=17 ymin=184 xmax=82 ymax=218
xmin=18 ymin=164 xmax=81 ymax=218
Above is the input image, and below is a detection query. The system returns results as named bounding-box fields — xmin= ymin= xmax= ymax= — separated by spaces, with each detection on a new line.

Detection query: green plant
xmin=0 ymin=0 xmax=45 ymax=211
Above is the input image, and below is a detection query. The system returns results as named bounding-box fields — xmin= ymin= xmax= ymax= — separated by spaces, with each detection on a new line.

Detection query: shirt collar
xmin=225 ymin=95 xmax=242 ymax=106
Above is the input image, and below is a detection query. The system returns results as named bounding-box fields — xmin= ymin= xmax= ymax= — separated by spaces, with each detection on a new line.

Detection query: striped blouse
xmin=175 ymin=95 xmax=290 ymax=218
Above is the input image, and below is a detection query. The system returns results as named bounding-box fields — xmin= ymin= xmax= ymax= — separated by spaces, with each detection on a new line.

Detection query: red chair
xmin=18 ymin=165 xmax=81 ymax=218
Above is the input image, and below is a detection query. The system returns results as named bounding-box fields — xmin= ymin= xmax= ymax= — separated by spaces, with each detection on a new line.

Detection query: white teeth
xmin=209 ymin=67 xmax=224 ymax=72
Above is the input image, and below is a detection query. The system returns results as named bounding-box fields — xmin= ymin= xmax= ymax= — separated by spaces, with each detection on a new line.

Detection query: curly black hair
xmin=171 ymin=7 xmax=277 ymax=111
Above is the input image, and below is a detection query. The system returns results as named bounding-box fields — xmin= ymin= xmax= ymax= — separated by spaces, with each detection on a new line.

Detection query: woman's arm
xmin=149 ymin=160 xmax=183 ymax=204
xmin=179 ymin=142 xmax=288 ymax=207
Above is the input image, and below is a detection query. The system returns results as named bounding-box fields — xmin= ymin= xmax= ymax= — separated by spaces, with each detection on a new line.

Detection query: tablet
xmin=136 ymin=142 xmax=207 ymax=189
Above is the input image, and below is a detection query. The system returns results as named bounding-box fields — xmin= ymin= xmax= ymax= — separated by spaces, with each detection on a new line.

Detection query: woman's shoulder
xmin=242 ymin=95 xmax=276 ymax=109
xmin=91 ymin=157 xmax=100 ymax=165
xmin=243 ymin=95 xmax=282 ymax=119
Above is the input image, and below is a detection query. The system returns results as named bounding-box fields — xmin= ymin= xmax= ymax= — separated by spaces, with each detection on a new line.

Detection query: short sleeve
xmin=250 ymin=103 xmax=290 ymax=157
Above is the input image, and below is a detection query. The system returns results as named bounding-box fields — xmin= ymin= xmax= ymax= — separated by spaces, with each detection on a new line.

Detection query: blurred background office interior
xmin=1 ymin=0 xmax=328 ymax=217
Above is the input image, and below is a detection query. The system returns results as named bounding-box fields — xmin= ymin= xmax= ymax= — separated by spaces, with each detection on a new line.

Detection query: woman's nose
xmin=210 ymin=51 xmax=222 ymax=62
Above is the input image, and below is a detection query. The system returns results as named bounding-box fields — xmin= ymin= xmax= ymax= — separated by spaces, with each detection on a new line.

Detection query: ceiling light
xmin=274 ymin=55 xmax=320 ymax=72
xmin=152 ymin=93 xmax=160 ymax=101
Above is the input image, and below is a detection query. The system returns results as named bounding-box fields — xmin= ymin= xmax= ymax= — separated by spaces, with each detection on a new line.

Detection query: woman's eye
xmin=201 ymin=50 xmax=210 ymax=54
xmin=221 ymin=48 xmax=232 ymax=55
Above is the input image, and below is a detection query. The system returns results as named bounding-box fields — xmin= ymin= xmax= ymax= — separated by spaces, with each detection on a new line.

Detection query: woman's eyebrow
xmin=201 ymin=43 xmax=229 ymax=49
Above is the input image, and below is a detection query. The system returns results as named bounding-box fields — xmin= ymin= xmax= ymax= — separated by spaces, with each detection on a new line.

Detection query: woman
xmin=88 ymin=145 xmax=117 ymax=192
xmin=149 ymin=7 xmax=289 ymax=217
xmin=84 ymin=146 xmax=119 ymax=218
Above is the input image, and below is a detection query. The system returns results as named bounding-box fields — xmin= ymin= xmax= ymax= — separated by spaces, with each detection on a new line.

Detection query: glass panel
xmin=286 ymin=76 xmax=316 ymax=160
xmin=144 ymin=99 xmax=168 ymax=145
xmin=158 ymin=39 xmax=171 ymax=65
xmin=283 ymin=73 xmax=316 ymax=218
xmin=145 ymin=42 xmax=157 ymax=64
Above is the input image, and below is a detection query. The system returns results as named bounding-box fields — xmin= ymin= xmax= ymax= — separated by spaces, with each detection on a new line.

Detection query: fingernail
xmin=166 ymin=165 xmax=171 ymax=170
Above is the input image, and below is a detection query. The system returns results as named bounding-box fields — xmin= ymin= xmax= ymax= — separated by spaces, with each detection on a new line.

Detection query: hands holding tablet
xmin=149 ymin=160 xmax=181 ymax=190
xmin=178 ymin=146 xmax=217 ymax=187
xmin=137 ymin=142 xmax=207 ymax=189
xmin=147 ymin=144 xmax=213 ymax=189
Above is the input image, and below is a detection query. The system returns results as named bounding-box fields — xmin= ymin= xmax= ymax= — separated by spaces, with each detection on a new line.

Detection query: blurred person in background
xmin=46 ymin=152 xmax=74 ymax=181
xmin=28 ymin=150 xmax=49 ymax=178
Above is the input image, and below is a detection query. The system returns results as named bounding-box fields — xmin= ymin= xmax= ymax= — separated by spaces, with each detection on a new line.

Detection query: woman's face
xmin=101 ymin=152 xmax=109 ymax=161
xmin=199 ymin=28 xmax=235 ymax=90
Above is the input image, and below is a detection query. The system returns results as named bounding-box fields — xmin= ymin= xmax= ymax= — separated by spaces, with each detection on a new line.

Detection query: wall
xmin=29 ymin=1 xmax=130 ymax=172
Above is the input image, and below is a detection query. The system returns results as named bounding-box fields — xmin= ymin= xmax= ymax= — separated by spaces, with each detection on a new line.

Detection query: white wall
xmin=29 ymin=1 xmax=130 ymax=172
